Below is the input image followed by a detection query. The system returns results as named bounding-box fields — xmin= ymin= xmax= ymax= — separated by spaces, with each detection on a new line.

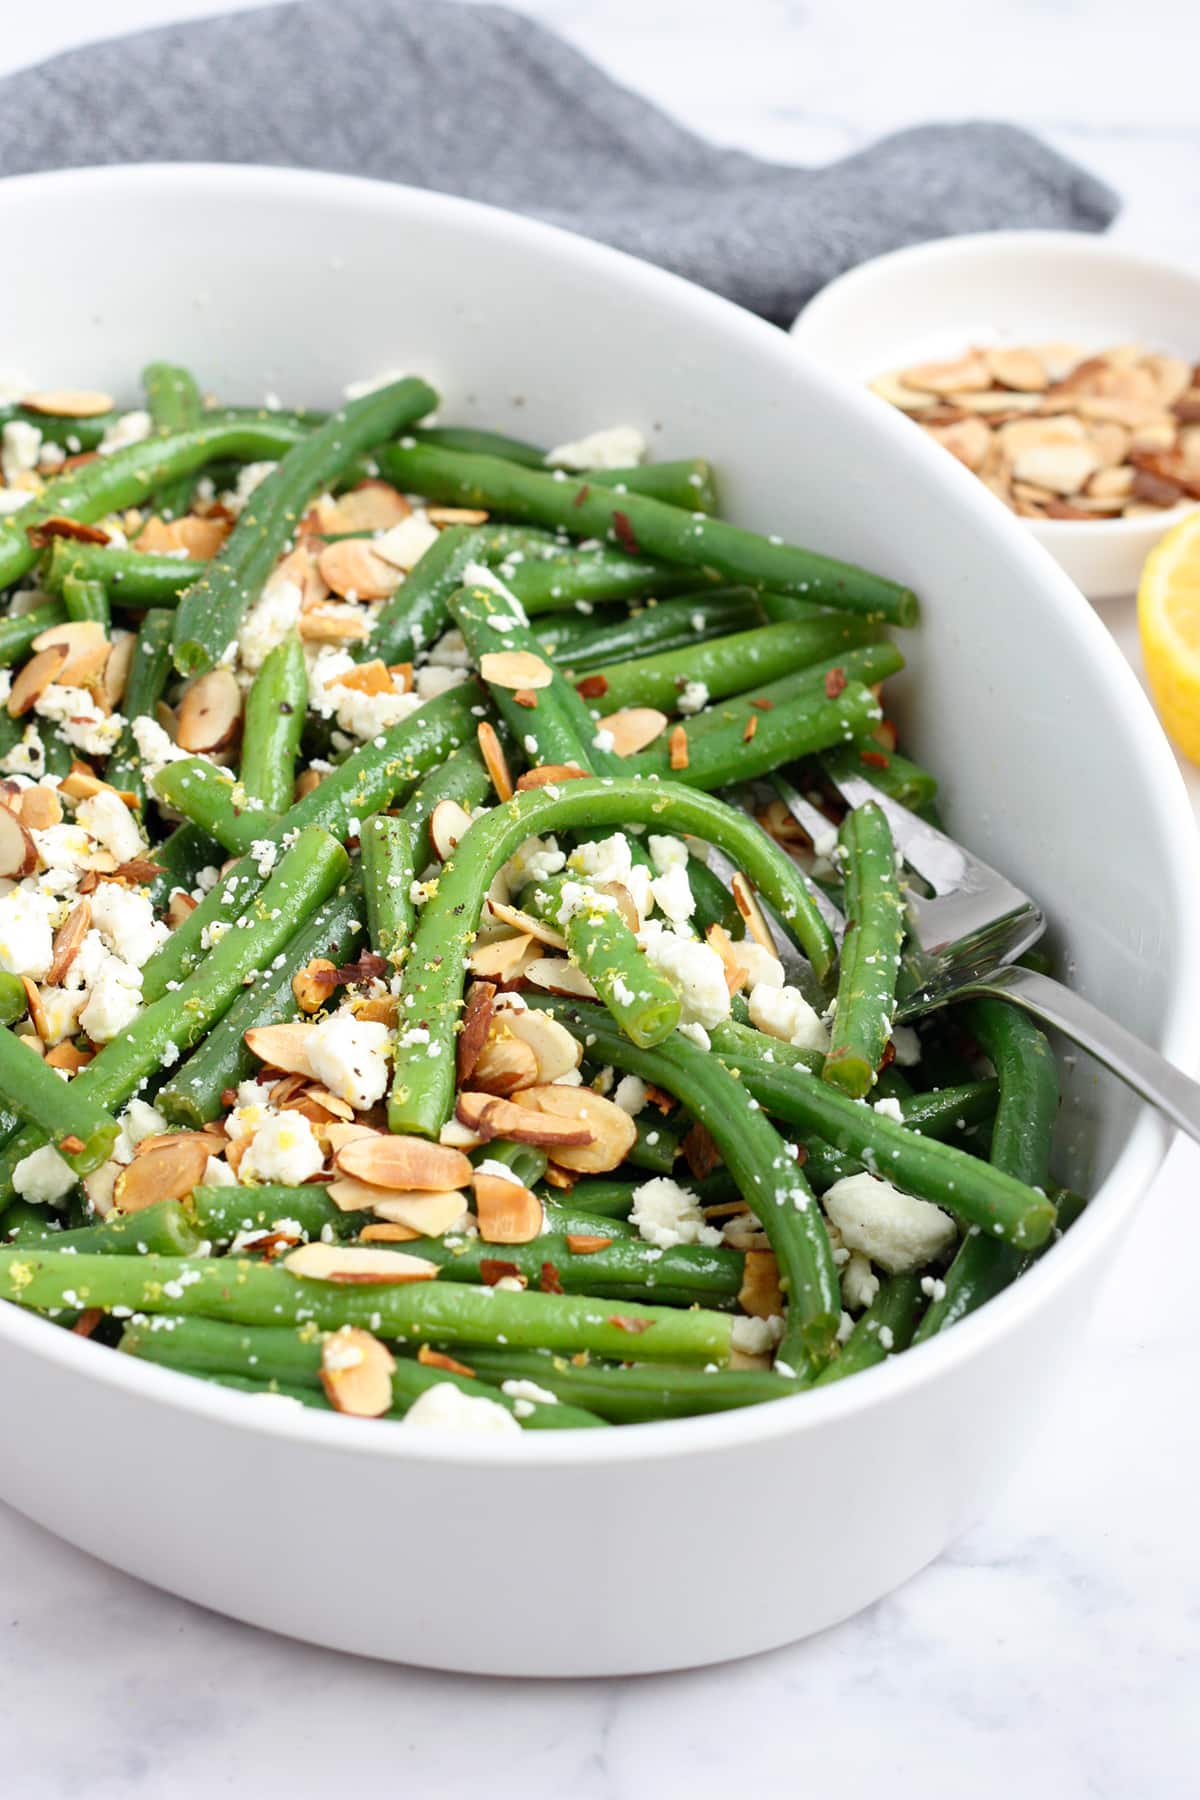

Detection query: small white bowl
xmin=792 ymin=231 xmax=1200 ymax=601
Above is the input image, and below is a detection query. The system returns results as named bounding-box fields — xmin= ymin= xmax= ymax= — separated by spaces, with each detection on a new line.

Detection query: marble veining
xmin=1 ymin=2 xmax=1198 ymax=1793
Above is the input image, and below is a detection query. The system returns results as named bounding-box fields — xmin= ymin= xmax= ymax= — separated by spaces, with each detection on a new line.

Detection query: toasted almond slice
xmin=924 ymin=414 xmax=992 ymax=473
xmin=511 ymin=1085 xmax=636 ymax=1174
xmin=176 ymin=668 xmax=243 ymax=752
xmin=267 ymin=542 xmax=328 ymax=609
xmin=325 ymin=1120 xmax=379 ymax=1154
xmin=426 ymin=505 xmax=490 ymax=526
xmin=515 ymin=762 xmax=588 ymax=790
xmin=542 ymin=1163 xmax=576 ymax=1192
xmin=335 ymin=1133 xmax=473 ymax=1193
xmin=283 ymin=1242 xmax=438 ymax=1284
xmin=20 ymin=977 xmax=49 ymax=1041
xmin=479 ymin=649 xmax=554 ymax=691
xmin=706 ymin=922 xmax=749 ymax=995
xmin=418 ymin=1345 xmax=477 ymax=1377
xmin=317 ymin=538 xmax=402 ymax=601
xmin=468 ymin=932 xmax=539 ymax=982
xmin=47 ymin=1040 xmax=93 ymax=1072
xmin=30 ymin=618 xmax=108 ymax=684
xmin=0 ymin=806 xmax=38 ymax=878
xmin=502 ymin=1009 xmax=582 ymax=1084
xmin=456 ymin=980 xmax=496 ymax=1084
xmin=359 ymin=1223 xmax=422 ymax=1243
xmin=244 ymin=1021 xmax=319 ymax=1078
xmin=486 ymin=899 xmax=566 ymax=950
xmin=292 ymin=957 xmax=339 ymax=1013
xmin=330 ymin=658 xmax=395 ymax=697
xmin=604 ymin=706 xmax=668 ymax=756
xmin=591 ymin=880 xmax=640 ymax=933
xmin=456 ymin=1089 xmax=595 ymax=1148
xmin=319 ymin=480 xmax=412 ymax=534
xmin=440 ymin=1117 xmax=485 ymax=1151
xmin=368 ymin=1189 xmax=468 ymax=1234
xmin=14 ymin=785 xmax=62 ymax=831
xmin=135 ymin=514 xmax=231 ymax=558
xmin=868 ymin=372 xmax=942 ymax=412
xmin=477 ymin=720 xmax=513 ymax=801
xmin=1130 ymin=420 xmax=1178 ymax=455
xmin=8 ymin=643 xmax=69 ymax=717
xmin=285 ymin=1084 xmax=355 ymax=1123
xmin=522 ymin=956 xmax=598 ymax=999
xmin=22 ymin=388 xmax=114 ymax=418
xmin=899 ymin=353 xmax=990 ymax=395
xmin=25 ymin=516 xmax=112 ymax=551
xmin=730 ymin=873 xmax=777 ymax=954
xmin=319 ymin=1326 xmax=396 ymax=1416
xmin=566 ymin=1233 xmax=613 ymax=1254
xmin=954 ymin=389 xmax=1044 ymax=416
xmin=668 ymin=725 xmax=689 ymax=771
xmin=356 ymin=994 xmax=399 ymax=1026
xmin=46 ymin=898 xmax=92 ymax=986
xmin=1010 ymin=442 xmax=1101 ymax=497
xmin=473 ymin=1169 xmax=543 ymax=1243
xmin=471 ymin=1025 xmax=540 ymax=1097
xmin=430 ymin=798 xmax=474 ymax=861
xmin=102 ymin=630 xmax=136 ymax=708
xmin=984 ymin=347 xmax=1047 ymax=392
xmin=297 ymin=607 xmax=371 ymax=643
xmin=113 ymin=1133 xmax=211 ymax=1213
xmin=738 ymin=1250 xmax=784 ymax=1319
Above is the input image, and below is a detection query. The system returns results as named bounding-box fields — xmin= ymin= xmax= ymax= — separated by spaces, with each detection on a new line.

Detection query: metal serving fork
xmin=771 ymin=770 xmax=1200 ymax=1145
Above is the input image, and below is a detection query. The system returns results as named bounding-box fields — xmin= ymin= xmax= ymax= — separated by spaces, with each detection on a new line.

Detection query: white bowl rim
xmin=1 ymin=164 xmax=1197 ymax=1469
xmin=793 ymin=227 xmax=1200 ymax=541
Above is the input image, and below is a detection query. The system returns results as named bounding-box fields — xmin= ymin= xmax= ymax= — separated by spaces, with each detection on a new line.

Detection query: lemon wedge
xmin=1138 ymin=507 xmax=1200 ymax=763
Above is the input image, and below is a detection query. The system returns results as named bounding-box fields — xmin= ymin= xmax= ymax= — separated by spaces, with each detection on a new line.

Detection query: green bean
xmin=388 ymin=1231 xmax=743 ymax=1308
xmin=156 ymin=886 xmax=364 ymax=1128
xmin=171 ymin=377 xmax=437 ymax=676
xmin=60 ymin=574 xmax=109 ymax=626
xmin=0 ymin=418 xmax=310 ymax=593
xmin=0 ymin=1023 xmax=119 ymax=1175
xmin=560 ymin=892 xmax=681 ymax=1049
xmin=413 ymin=425 xmax=547 ymax=466
xmin=507 ymin=549 xmax=713 ymax=616
xmin=823 ymin=802 xmax=906 ymax=1097
xmin=913 ymin=1001 xmax=1058 ymax=1343
xmin=797 ymin=1080 xmax=999 ymax=1190
xmin=460 ymin=1347 xmax=805 ymax=1423
xmin=537 ymin=588 xmax=765 ymax=668
xmin=207 ymin=1374 xmax=332 ymax=1408
xmin=548 ymin=1178 xmax=641 ymax=1219
xmin=626 ymin=1109 xmax=690 ymax=1174
xmin=538 ymin=1203 xmax=638 ymax=1240
xmin=142 ymin=362 xmax=204 ymax=515
xmin=680 ymin=643 xmax=905 ymax=740
xmin=813 ymin=1274 xmax=926 ymax=1384
xmin=0 ymin=601 xmax=67 ymax=668
xmin=818 ymin=742 xmax=939 ymax=814
xmin=590 ymin=618 xmax=883 ymax=716
xmin=238 ymin=634 xmax=308 ymax=811
xmin=400 ymin=745 xmax=493 ymax=869
xmin=187 ymin=1183 xmax=349 ymax=1245
xmin=360 ymin=814 xmax=415 ymax=968
xmin=625 ymin=681 xmax=883 ymax=789
xmin=416 ymin=429 xmax=718 ymax=510
xmin=377 ymin=441 xmax=919 ymax=624
xmin=10 ymin=1198 xmax=202 ymax=1257
xmin=524 ymin=999 xmax=840 ymax=1371
xmin=152 ymin=681 xmax=482 ymax=857
xmin=106 ymin=609 xmax=176 ymax=802
xmin=360 ymin=523 xmax=552 ymax=666
xmin=141 ymin=851 xmax=270 ymax=1001
xmin=390 ymin=778 xmax=836 ymax=1137
xmin=42 ymin=539 xmax=196 ymax=606
xmin=0 ymin=404 xmax=124 ymax=450
xmin=0 ymin=1248 xmax=734 ymax=1365
xmin=119 ymin=1315 xmax=609 ymax=1429
xmin=0 ymin=973 xmax=29 ymax=1026
xmin=145 ymin=821 xmax=222 ymax=911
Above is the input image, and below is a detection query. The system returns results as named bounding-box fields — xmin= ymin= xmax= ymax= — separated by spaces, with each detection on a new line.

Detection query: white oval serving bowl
xmin=792 ymin=230 xmax=1200 ymax=602
xmin=1 ymin=168 xmax=1197 ymax=1676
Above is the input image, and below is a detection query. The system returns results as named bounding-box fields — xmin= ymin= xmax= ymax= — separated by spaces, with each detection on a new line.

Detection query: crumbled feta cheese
xmin=130 ymin=715 xmax=192 ymax=784
xmin=97 ymin=410 xmax=152 ymax=454
xmin=373 ymin=512 xmax=440 ymax=572
xmin=403 ymin=1382 xmax=521 ymax=1436
xmin=0 ymin=722 xmax=44 ymax=775
xmin=0 ymin=887 xmax=55 ymax=979
xmin=630 ymin=1175 xmax=721 ymax=1250
xmin=731 ymin=1314 xmax=784 ymax=1355
xmin=676 ymin=679 xmax=709 ymax=715
xmin=748 ymin=982 xmax=830 ymax=1052
xmin=427 ymin=629 xmax=472 ymax=669
xmin=36 ymin=984 xmax=85 ymax=1045
xmin=79 ymin=956 xmax=144 ymax=1041
xmin=0 ymin=488 xmax=33 ymax=516
xmin=34 ymin=685 xmax=124 ymax=756
xmin=500 ymin=1378 xmax=558 ymax=1407
xmin=308 ymin=647 xmax=422 ymax=740
xmin=13 ymin=1142 xmax=77 ymax=1203
xmin=872 ymin=1096 xmax=905 ymax=1124
xmin=545 ymin=425 xmax=646 ymax=470
xmin=250 ymin=839 xmax=278 ymax=879
xmin=649 ymin=862 xmax=695 ymax=926
xmin=226 ymin=460 xmax=278 ymax=516
xmin=639 ymin=922 xmax=730 ymax=1028
xmin=732 ymin=942 xmax=785 ymax=990
xmin=240 ymin=1110 xmax=325 ymax=1186
xmin=822 ymin=1172 xmax=957 ymax=1275
xmin=1 ymin=418 xmax=42 ymax=484
xmin=121 ymin=1098 xmax=169 ymax=1146
xmin=75 ymin=790 xmax=146 ymax=865
xmin=499 ymin=835 xmax=565 ymax=899
xmin=567 ymin=832 xmax=632 ymax=888
xmin=238 ymin=578 xmax=303 ymax=673
xmin=306 ymin=1009 xmax=391 ymax=1110
xmin=613 ymin=1074 xmax=647 ymax=1116
xmin=841 ymin=1250 xmax=880 ymax=1312
xmin=474 ymin=1158 xmax=524 ymax=1186
xmin=414 ymin=664 xmax=469 ymax=702
xmin=678 ymin=1021 xmax=711 ymax=1050
xmin=647 ymin=834 xmax=687 ymax=876
xmin=892 ymin=1024 xmax=922 ymax=1067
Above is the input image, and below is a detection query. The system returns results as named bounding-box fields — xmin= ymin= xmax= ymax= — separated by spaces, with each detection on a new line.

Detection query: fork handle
xmin=960 ymin=965 xmax=1200 ymax=1145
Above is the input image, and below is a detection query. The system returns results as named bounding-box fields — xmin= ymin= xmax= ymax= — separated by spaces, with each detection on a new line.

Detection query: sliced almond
xmin=923 ymin=414 xmax=992 ymax=473
xmin=477 ymin=720 xmax=513 ymax=801
xmin=522 ymin=956 xmax=598 ymax=999
xmin=473 ymin=1170 xmax=544 ymax=1243
xmin=284 ymin=1084 xmax=355 ymax=1124
xmin=605 ymin=706 xmax=668 ymax=756
xmin=456 ymin=980 xmax=496 ymax=1085
xmin=430 ymin=798 xmax=474 ymax=861
xmin=425 ymin=505 xmax=489 ymax=526
xmin=113 ymin=1133 xmax=211 ymax=1213
xmin=439 ymin=1117 xmax=485 ymax=1151
xmin=359 ymin=1222 xmax=422 ymax=1243
xmin=244 ymin=1021 xmax=318 ymax=1078
xmin=565 ymin=1233 xmax=613 ymax=1254
xmin=467 ymin=932 xmax=539 ymax=982
xmin=418 ymin=1345 xmax=477 ymax=1377
xmin=479 ymin=649 xmax=554 ymax=691
xmin=46 ymin=1041 xmax=92 ymax=1073
xmin=22 ymin=388 xmax=114 ymax=417
xmin=368 ymin=1189 xmax=468 ymax=1234
xmin=335 ymin=1133 xmax=473 ymax=1193
xmin=515 ymin=763 xmax=588 ymax=790
xmin=486 ymin=899 xmax=566 ymax=950
xmin=317 ymin=538 xmax=401 ymax=601
xmin=329 ymin=659 xmax=394 ymax=698
xmin=471 ymin=1024 xmax=540 ymax=1096
xmin=29 ymin=618 xmax=109 ymax=686
xmin=292 ymin=958 xmax=339 ymax=1013
xmin=176 ymin=668 xmax=243 ymax=752
xmin=13 ymin=785 xmax=62 ymax=831
xmin=0 ymin=806 xmax=39 ymax=878
xmin=502 ymin=1009 xmax=582 ymax=1084
xmin=511 ymin=1085 xmax=636 ymax=1174
xmin=297 ymin=606 xmax=371 ymax=643
xmin=135 ymin=514 xmax=230 ymax=558
xmin=21 ymin=977 xmax=49 ymax=1041
xmin=899 ymin=353 xmax=990 ymax=395
xmin=868 ymin=372 xmax=942 ymax=412
xmin=706 ymin=922 xmax=749 ymax=995
xmin=731 ymin=873 xmax=777 ymax=954
xmin=738 ymin=1250 xmax=783 ymax=1319
xmin=1011 ymin=442 xmax=1102 ymax=496
xmin=325 ymin=1120 xmax=379 ymax=1154
xmin=46 ymin=898 xmax=92 ymax=986
xmin=456 ymin=1090 xmax=595 ymax=1149
xmin=668 ymin=725 xmax=689 ymax=771
xmin=25 ymin=516 xmax=111 ymax=551
xmin=319 ymin=1326 xmax=396 ymax=1416
xmin=282 ymin=1242 xmax=438 ymax=1284
xmin=318 ymin=480 xmax=411 ymax=535
xmin=103 ymin=631 xmax=136 ymax=708
xmin=590 ymin=880 xmax=640 ymax=933
xmin=8 ymin=643 xmax=68 ymax=717
xmin=984 ymin=347 xmax=1047 ymax=392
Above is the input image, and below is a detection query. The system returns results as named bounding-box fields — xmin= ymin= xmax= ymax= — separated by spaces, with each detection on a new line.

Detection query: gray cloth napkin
xmin=0 ymin=0 xmax=1118 ymax=324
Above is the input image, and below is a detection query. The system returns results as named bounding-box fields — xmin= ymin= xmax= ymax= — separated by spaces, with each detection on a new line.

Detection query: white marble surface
xmin=2 ymin=2 xmax=1200 ymax=1793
